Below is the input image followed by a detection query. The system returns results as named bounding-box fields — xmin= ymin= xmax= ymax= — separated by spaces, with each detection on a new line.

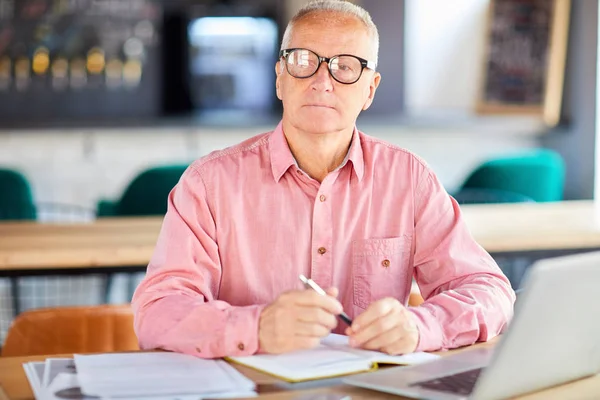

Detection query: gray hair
xmin=280 ymin=0 xmax=379 ymax=65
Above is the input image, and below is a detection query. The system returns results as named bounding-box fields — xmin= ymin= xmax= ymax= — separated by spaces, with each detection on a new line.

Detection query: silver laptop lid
xmin=472 ymin=251 xmax=600 ymax=399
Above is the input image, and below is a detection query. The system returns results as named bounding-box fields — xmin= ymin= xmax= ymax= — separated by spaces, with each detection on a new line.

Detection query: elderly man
xmin=132 ymin=0 xmax=515 ymax=358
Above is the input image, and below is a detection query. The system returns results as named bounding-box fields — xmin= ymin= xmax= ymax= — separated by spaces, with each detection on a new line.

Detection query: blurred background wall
xmin=1 ymin=0 xmax=578 ymax=213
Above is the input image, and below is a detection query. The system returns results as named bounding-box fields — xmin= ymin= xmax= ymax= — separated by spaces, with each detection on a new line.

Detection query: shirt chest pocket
xmin=352 ymin=235 xmax=412 ymax=309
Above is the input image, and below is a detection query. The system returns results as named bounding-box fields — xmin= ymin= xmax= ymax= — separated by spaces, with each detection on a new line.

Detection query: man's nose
xmin=310 ymin=61 xmax=334 ymax=92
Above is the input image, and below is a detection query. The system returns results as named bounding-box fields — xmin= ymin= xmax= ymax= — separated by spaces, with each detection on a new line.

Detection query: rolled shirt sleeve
xmin=131 ymin=166 xmax=266 ymax=358
xmin=409 ymin=167 xmax=516 ymax=352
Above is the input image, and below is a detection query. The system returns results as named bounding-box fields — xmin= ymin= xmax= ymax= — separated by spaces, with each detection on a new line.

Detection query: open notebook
xmin=228 ymin=333 xmax=440 ymax=382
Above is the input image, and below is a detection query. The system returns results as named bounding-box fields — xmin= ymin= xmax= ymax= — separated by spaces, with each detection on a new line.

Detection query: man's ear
xmin=362 ymin=72 xmax=381 ymax=111
xmin=275 ymin=62 xmax=283 ymax=100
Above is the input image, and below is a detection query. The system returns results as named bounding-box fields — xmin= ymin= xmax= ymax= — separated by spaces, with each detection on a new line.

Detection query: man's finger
xmin=359 ymin=322 xmax=402 ymax=351
xmin=294 ymin=290 xmax=343 ymax=315
xmin=380 ymin=330 xmax=419 ymax=355
xmin=325 ymin=287 xmax=339 ymax=297
xmin=351 ymin=298 xmax=398 ymax=334
xmin=294 ymin=320 xmax=332 ymax=338
xmin=296 ymin=306 xmax=338 ymax=330
xmin=294 ymin=336 xmax=321 ymax=351
xmin=350 ymin=308 xmax=399 ymax=347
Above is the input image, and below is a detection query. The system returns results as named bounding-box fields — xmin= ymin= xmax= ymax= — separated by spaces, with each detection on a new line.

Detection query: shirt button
xmin=195 ymin=347 xmax=202 ymax=353
xmin=238 ymin=342 xmax=245 ymax=351
xmin=319 ymin=195 xmax=326 ymax=202
xmin=318 ymin=247 xmax=327 ymax=255
xmin=382 ymin=259 xmax=391 ymax=268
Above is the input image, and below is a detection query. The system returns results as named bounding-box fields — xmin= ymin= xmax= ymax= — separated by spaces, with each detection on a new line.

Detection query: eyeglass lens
xmin=284 ymin=49 xmax=363 ymax=84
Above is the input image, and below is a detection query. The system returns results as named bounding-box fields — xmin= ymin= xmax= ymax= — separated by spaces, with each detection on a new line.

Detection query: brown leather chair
xmin=1 ymin=304 xmax=140 ymax=357
xmin=409 ymin=281 xmax=425 ymax=307
xmin=409 ymin=291 xmax=425 ymax=307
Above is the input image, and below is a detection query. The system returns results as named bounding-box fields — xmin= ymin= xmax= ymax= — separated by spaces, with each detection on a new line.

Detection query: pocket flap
xmin=353 ymin=235 xmax=411 ymax=256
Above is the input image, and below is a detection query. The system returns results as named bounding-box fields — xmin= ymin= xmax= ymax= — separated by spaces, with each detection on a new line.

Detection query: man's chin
xmin=294 ymin=115 xmax=345 ymax=134
xmin=301 ymin=123 xmax=344 ymax=135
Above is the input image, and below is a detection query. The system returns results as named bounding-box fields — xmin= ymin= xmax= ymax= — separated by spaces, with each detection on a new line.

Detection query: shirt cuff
xmin=225 ymin=304 xmax=267 ymax=356
xmin=409 ymin=305 xmax=445 ymax=352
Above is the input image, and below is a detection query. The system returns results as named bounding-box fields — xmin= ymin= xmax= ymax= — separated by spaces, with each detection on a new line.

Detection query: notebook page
xmin=74 ymin=352 xmax=255 ymax=398
xmin=230 ymin=344 xmax=371 ymax=382
xmin=323 ymin=334 xmax=440 ymax=365
xmin=229 ymin=334 xmax=440 ymax=382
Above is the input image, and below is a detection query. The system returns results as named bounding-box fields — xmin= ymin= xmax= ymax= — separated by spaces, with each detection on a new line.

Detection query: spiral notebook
xmin=228 ymin=333 xmax=440 ymax=382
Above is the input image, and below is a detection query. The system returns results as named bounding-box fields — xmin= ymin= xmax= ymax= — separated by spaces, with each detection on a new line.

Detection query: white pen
xmin=299 ymin=274 xmax=353 ymax=326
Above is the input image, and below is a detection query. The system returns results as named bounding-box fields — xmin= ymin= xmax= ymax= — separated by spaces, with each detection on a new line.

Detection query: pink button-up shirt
xmin=132 ymin=122 xmax=515 ymax=358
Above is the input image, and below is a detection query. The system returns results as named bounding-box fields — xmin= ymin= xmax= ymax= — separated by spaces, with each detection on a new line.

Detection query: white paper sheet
xmin=74 ymin=352 xmax=256 ymax=398
xmin=43 ymin=358 xmax=76 ymax=387
xmin=23 ymin=362 xmax=45 ymax=399
xmin=23 ymin=366 xmax=255 ymax=400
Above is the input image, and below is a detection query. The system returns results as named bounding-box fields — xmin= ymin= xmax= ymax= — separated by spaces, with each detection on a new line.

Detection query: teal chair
xmin=0 ymin=168 xmax=36 ymax=220
xmin=0 ymin=168 xmax=36 ymax=319
xmin=452 ymin=149 xmax=565 ymax=289
xmin=453 ymin=149 xmax=565 ymax=204
xmin=97 ymin=164 xmax=188 ymax=303
xmin=97 ymin=164 xmax=188 ymax=217
xmin=452 ymin=188 xmax=535 ymax=204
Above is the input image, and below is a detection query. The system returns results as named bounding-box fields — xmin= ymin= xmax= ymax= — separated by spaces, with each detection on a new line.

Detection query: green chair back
xmin=0 ymin=168 xmax=36 ymax=220
xmin=460 ymin=149 xmax=565 ymax=202
xmin=452 ymin=188 xmax=535 ymax=204
xmin=98 ymin=165 xmax=188 ymax=217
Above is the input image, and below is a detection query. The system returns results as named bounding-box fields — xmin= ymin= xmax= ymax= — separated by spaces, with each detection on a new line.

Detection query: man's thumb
xmin=326 ymin=287 xmax=339 ymax=298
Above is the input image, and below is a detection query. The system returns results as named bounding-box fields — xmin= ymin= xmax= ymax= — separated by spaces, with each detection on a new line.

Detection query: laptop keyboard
xmin=409 ymin=367 xmax=483 ymax=396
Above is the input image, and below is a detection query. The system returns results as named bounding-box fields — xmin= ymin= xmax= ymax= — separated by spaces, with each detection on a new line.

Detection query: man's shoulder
xmin=189 ymin=131 xmax=272 ymax=174
xmin=359 ymin=131 xmax=431 ymax=172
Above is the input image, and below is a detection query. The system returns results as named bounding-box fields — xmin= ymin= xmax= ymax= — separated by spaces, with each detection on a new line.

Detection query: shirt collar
xmin=269 ymin=120 xmax=365 ymax=183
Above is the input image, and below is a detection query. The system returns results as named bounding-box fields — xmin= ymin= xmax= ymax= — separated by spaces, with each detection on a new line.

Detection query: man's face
xmin=276 ymin=14 xmax=381 ymax=136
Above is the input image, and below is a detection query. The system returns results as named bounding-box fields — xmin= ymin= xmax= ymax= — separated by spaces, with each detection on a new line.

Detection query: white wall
xmin=404 ymin=0 xmax=490 ymax=114
xmin=542 ymin=0 xmax=597 ymax=200
xmin=596 ymin=0 xmax=600 ymax=201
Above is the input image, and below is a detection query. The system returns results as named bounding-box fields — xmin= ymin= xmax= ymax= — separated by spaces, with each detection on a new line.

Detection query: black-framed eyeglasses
xmin=279 ymin=48 xmax=376 ymax=85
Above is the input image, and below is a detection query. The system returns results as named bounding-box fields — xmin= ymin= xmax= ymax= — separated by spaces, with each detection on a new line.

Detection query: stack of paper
xmin=24 ymin=358 xmax=90 ymax=400
xmin=23 ymin=353 xmax=256 ymax=399
xmin=74 ymin=352 xmax=256 ymax=399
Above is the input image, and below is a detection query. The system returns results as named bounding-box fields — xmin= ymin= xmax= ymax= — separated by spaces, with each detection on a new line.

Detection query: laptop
xmin=343 ymin=251 xmax=600 ymax=400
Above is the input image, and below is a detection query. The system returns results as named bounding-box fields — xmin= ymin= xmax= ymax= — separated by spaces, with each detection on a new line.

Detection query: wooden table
xmin=0 ymin=217 xmax=160 ymax=315
xmin=461 ymin=200 xmax=600 ymax=257
xmin=2 ymin=200 xmax=600 ymax=274
xmin=0 ymin=217 xmax=160 ymax=274
xmin=1 ymin=341 xmax=599 ymax=400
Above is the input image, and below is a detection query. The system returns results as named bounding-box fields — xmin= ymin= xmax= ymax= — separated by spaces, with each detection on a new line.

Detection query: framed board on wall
xmin=476 ymin=0 xmax=571 ymax=127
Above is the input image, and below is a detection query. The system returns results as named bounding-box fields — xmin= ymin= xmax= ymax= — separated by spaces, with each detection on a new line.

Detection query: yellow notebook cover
xmin=227 ymin=334 xmax=440 ymax=383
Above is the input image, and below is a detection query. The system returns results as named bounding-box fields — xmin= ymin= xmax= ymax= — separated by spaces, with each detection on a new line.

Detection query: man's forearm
xmin=133 ymin=295 xmax=266 ymax=358
xmin=409 ymin=273 xmax=515 ymax=352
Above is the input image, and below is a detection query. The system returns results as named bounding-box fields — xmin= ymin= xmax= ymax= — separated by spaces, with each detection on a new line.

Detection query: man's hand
xmin=259 ymin=287 xmax=342 ymax=354
xmin=346 ymin=297 xmax=419 ymax=355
